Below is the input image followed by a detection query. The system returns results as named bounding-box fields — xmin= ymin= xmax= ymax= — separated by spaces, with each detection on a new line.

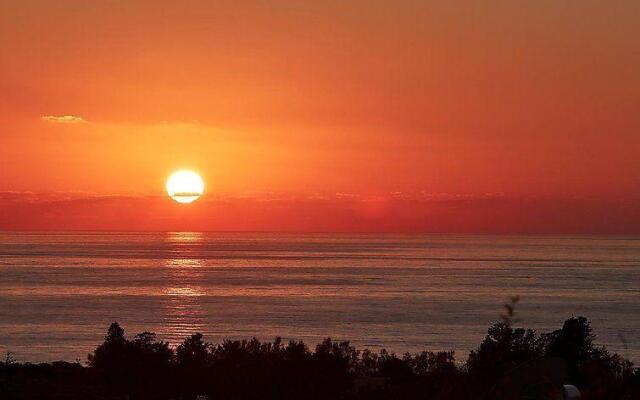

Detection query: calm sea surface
xmin=1 ymin=232 xmax=639 ymax=362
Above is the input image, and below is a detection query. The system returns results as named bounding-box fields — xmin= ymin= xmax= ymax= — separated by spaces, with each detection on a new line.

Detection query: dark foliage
xmin=0 ymin=317 xmax=637 ymax=400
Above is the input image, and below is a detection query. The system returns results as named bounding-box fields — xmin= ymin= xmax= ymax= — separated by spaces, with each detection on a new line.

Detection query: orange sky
xmin=1 ymin=1 xmax=639 ymax=232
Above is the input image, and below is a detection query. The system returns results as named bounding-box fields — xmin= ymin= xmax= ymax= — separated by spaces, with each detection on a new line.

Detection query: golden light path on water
xmin=162 ymin=232 xmax=206 ymax=340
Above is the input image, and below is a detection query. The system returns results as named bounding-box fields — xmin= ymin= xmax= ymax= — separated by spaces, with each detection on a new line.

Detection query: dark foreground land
xmin=1 ymin=315 xmax=638 ymax=400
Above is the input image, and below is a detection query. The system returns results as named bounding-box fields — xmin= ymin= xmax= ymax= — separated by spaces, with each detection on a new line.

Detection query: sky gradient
xmin=1 ymin=1 xmax=639 ymax=232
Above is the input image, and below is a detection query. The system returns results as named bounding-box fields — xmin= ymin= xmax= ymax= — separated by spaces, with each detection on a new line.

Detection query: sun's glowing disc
xmin=166 ymin=170 xmax=204 ymax=204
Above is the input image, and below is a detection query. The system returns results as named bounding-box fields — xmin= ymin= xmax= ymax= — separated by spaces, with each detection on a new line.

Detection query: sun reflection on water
xmin=162 ymin=232 xmax=207 ymax=343
xmin=166 ymin=232 xmax=205 ymax=243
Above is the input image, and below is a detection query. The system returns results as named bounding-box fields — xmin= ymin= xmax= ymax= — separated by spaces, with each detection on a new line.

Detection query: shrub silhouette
xmin=1 ymin=316 xmax=638 ymax=400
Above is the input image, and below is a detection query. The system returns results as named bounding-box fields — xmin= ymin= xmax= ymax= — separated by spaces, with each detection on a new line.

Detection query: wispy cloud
xmin=41 ymin=115 xmax=86 ymax=124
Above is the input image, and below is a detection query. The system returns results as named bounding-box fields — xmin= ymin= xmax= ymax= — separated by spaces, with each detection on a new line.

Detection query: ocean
xmin=0 ymin=232 xmax=638 ymax=363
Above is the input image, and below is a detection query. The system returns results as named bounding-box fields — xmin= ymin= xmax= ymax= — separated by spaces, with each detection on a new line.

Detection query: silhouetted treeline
xmin=1 ymin=317 xmax=638 ymax=400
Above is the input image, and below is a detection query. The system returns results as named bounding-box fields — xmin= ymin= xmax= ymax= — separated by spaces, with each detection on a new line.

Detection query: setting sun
xmin=166 ymin=170 xmax=204 ymax=204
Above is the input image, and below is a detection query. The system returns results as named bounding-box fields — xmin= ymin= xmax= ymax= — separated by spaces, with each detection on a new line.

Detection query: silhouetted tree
xmin=88 ymin=322 xmax=174 ymax=397
xmin=544 ymin=316 xmax=595 ymax=367
xmin=312 ymin=338 xmax=356 ymax=396
xmin=176 ymin=333 xmax=210 ymax=368
xmin=87 ymin=322 xmax=129 ymax=380
xmin=543 ymin=316 xmax=635 ymax=399
xmin=377 ymin=350 xmax=413 ymax=383
xmin=409 ymin=350 xmax=456 ymax=376
xmin=3 ymin=316 xmax=636 ymax=400
xmin=467 ymin=321 xmax=542 ymax=387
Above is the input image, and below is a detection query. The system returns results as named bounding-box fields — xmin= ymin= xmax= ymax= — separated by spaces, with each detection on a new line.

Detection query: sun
xmin=166 ymin=170 xmax=205 ymax=204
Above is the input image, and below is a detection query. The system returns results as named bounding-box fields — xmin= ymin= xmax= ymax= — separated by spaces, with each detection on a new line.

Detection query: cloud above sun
xmin=41 ymin=115 xmax=86 ymax=124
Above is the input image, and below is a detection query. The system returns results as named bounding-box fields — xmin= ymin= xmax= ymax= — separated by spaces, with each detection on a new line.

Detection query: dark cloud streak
xmin=1 ymin=193 xmax=639 ymax=234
